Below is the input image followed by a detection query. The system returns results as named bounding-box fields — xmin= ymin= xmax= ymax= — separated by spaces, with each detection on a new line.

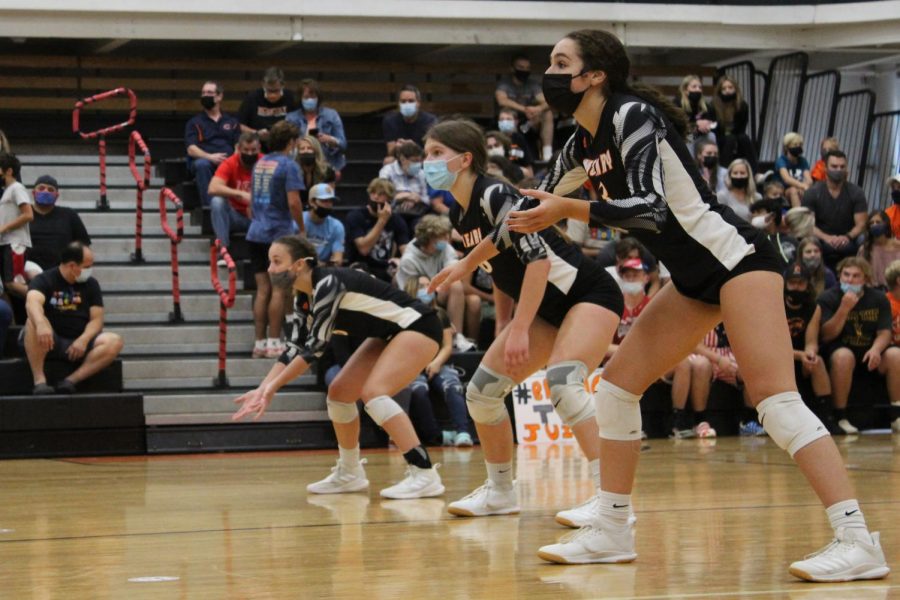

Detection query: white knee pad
xmin=547 ymin=360 xmax=595 ymax=427
xmin=756 ymin=392 xmax=829 ymax=457
xmin=326 ymin=398 xmax=359 ymax=424
xmin=594 ymin=378 xmax=643 ymax=441
xmin=466 ymin=364 xmax=514 ymax=425
xmin=364 ymin=395 xmax=405 ymax=426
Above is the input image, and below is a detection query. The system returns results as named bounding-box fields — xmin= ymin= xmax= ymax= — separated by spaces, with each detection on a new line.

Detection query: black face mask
xmin=702 ymin=155 xmax=718 ymax=169
xmin=718 ymin=92 xmax=736 ymax=102
xmin=892 ymin=189 xmax=900 ymax=205
xmin=770 ymin=196 xmax=786 ymax=207
xmin=200 ymin=96 xmax=216 ymax=110
xmin=368 ymin=200 xmax=382 ymax=214
xmin=513 ymin=69 xmax=531 ymax=83
xmin=240 ymin=153 xmax=258 ymax=168
xmin=788 ymin=146 xmax=803 ymax=157
xmin=730 ymin=176 xmax=749 ymax=189
xmin=299 ymin=153 xmax=316 ymax=166
xmin=542 ymin=72 xmax=586 ymax=116
xmin=314 ymin=206 xmax=332 ymax=219
xmin=688 ymin=91 xmax=703 ymax=105
xmin=785 ymin=289 xmax=808 ymax=305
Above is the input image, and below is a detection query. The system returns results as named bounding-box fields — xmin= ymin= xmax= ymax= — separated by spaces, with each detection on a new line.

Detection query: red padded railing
xmin=210 ymin=240 xmax=237 ymax=388
xmin=159 ymin=187 xmax=185 ymax=324
xmin=128 ymin=130 xmax=151 ymax=264
xmin=72 ymin=87 xmax=138 ymax=210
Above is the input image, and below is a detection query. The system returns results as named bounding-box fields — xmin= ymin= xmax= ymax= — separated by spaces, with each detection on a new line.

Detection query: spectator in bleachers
xmin=695 ymin=140 xmax=726 ymax=194
xmin=783 ymin=262 xmax=839 ymax=434
xmin=397 ymin=215 xmax=478 ymax=350
xmin=775 ymin=132 xmax=812 ymax=208
xmin=0 ymin=129 xmax=9 ymax=154
xmin=486 ymin=155 xmax=524 ymax=185
xmin=717 ymin=158 xmax=759 ymax=222
xmin=495 ymin=55 xmax=554 ymax=161
xmin=485 ymin=130 xmax=531 ymax=181
xmin=667 ymin=353 xmax=715 ymax=439
xmin=247 ymin=120 xmax=304 ymax=359
xmin=383 ymin=84 xmax=437 ymax=159
xmin=819 ymin=256 xmax=900 ymax=434
xmin=21 ymin=242 xmax=123 ymax=394
xmin=494 ymin=108 xmax=536 ymax=175
xmin=567 ymin=215 xmax=617 ymax=259
xmin=883 ymin=174 xmax=900 ymax=240
xmin=677 ymin=75 xmax=716 ymax=143
xmin=379 ymin=141 xmax=429 ymax=219
xmin=0 ymin=152 xmax=32 ymax=298
xmin=296 ymin=135 xmax=335 ymax=209
xmin=345 ymin=178 xmax=410 ymax=282
xmin=605 ymin=258 xmax=651 ymax=361
xmin=798 ymin=237 xmax=838 ymax=295
xmin=185 ymin=81 xmax=240 ymax=207
xmin=712 ymin=75 xmax=757 ymax=170
xmin=27 ymin=175 xmax=91 ymax=271
xmin=810 ymin=137 xmax=840 ymax=183
xmin=750 ymin=199 xmax=797 ymax=267
xmin=238 ymin=67 xmax=295 ymax=145
xmin=785 ymin=206 xmax=815 ymax=240
xmin=285 ymin=79 xmax=347 ymax=177
xmin=597 ymin=236 xmax=667 ymax=297
xmin=762 ymin=180 xmax=789 ymax=215
xmin=208 ymin=132 xmax=261 ymax=253
xmin=858 ymin=210 xmax=900 ymax=289
xmin=885 ymin=260 xmax=900 ymax=346
xmin=803 ymin=150 xmax=867 ymax=268
xmin=304 ymin=183 xmax=344 ymax=266
xmin=0 ymin=280 xmax=11 ymax=357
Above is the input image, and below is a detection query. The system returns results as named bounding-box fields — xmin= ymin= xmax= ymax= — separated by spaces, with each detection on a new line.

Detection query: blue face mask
xmin=435 ymin=240 xmax=448 ymax=252
xmin=301 ymin=97 xmax=318 ymax=112
xmin=423 ymin=156 xmax=461 ymax=191
xmin=399 ymin=101 xmax=418 ymax=118
xmin=34 ymin=191 xmax=57 ymax=206
xmin=407 ymin=161 xmax=422 ymax=176
xmin=840 ymin=282 xmax=863 ymax=295
xmin=497 ymin=119 xmax=516 ymax=134
xmin=417 ymin=290 xmax=435 ymax=305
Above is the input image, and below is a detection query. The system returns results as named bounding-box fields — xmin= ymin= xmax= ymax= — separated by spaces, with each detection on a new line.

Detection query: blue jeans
xmin=210 ymin=196 xmax=251 ymax=248
xmin=0 ymin=298 xmax=12 ymax=357
xmin=430 ymin=366 xmax=470 ymax=433
xmin=189 ymin=158 xmax=216 ymax=207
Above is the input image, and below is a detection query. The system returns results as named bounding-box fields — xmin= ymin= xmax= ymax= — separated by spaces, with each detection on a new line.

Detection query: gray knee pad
xmin=466 ymin=364 xmax=514 ymax=425
xmin=547 ymin=360 xmax=595 ymax=426
xmin=594 ymin=378 xmax=643 ymax=441
xmin=364 ymin=395 xmax=405 ymax=426
xmin=326 ymin=398 xmax=359 ymax=424
xmin=756 ymin=392 xmax=829 ymax=457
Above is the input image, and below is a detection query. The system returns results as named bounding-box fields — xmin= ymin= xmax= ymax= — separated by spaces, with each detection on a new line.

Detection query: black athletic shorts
xmin=394 ymin=312 xmax=444 ymax=349
xmin=248 ymin=241 xmax=272 ymax=275
xmin=536 ymin=260 xmax=624 ymax=328
xmin=18 ymin=329 xmax=97 ymax=361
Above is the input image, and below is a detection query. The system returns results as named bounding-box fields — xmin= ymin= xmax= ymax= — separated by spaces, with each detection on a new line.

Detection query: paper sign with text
xmin=512 ymin=368 xmax=603 ymax=445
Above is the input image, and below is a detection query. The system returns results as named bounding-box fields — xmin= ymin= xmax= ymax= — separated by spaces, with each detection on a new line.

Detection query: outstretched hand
xmin=508 ymin=188 xmax=575 ymax=233
xmin=232 ymin=385 xmax=275 ymax=421
xmin=428 ymin=262 xmax=469 ymax=294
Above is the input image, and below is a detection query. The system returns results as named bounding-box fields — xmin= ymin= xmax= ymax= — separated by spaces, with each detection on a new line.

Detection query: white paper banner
xmin=512 ymin=368 xmax=603 ymax=445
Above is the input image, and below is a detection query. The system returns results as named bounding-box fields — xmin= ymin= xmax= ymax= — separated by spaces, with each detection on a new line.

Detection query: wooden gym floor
xmin=0 ymin=436 xmax=898 ymax=599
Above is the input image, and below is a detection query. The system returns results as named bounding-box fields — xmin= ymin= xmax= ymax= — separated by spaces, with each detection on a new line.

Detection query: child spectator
xmin=598 ymin=237 xmax=668 ymax=297
xmin=379 ymin=141 xmax=430 ymax=227
xmin=344 ymin=178 xmax=410 ymax=282
xmin=0 ymin=152 xmax=33 ymax=298
xmin=238 ymin=67 xmax=295 ymax=145
xmin=285 ymin=78 xmax=347 ymax=176
xmin=785 ymin=206 xmax=815 ymax=240
xmin=695 ymin=140 xmax=727 ymax=194
xmin=27 ymin=175 xmax=91 ymax=270
xmin=717 ymin=158 xmax=759 ymax=222
xmin=711 ymin=75 xmax=757 ymax=170
xmin=492 ymin=109 xmax=535 ymax=175
xmin=208 ymin=132 xmax=262 ymax=252
xmin=858 ymin=210 xmax=900 ymax=289
xmin=303 ymin=183 xmax=345 ymax=266
xmin=798 ymin=237 xmax=838 ymax=295
xmin=810 ymin=137 xmax=840 ymax=183
xmin=295 ymin=135 xmax=335 ymax=209
xmin=486 ymin=155 xmax=524 ymax=185
xmin=775 ymin=132 xmax=812 ymax=208
xmin=185 ymin=81 xmax=240 ymax=206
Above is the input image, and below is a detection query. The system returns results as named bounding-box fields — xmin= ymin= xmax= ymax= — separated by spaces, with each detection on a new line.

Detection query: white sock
xmin=338 ymin=445 xmax=361 ymax=468
xmin=826 ymin=499 xmax=869 ymax=538
xmin=542 ymin=145 xmax=553 ymax=161
xmin=254 ymin=339 xmax=266 ymax=349
xmin=589 ymin=459 xmax=601 ymax=490
xmin=597 ymin=490 xmax=632 ymax=528
xmin=486 ymin=461 xmax=514 ymax=490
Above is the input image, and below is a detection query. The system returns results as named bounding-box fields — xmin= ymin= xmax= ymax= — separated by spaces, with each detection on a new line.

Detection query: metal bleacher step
xmin=92 ymin=262 xmax=238 ymax=292
xmin=58 ymin=189 xmax=167 ymax=211
xmin=91 ymin=236 xmax=212 ymax=263
xmin=123 ymin=357 xmax=317 ymax=390
xmin=143 ymin=390 xmax=326 ymax=425
xmin=103 ymin=292 xmax=253 ymax=324
xmin=109 ymin=323 xmax=255 ymax=355
xmin=80 ymin=211 xmax=201 ymax=235
xmin=20 ymin=164 xmax=163 ymax=187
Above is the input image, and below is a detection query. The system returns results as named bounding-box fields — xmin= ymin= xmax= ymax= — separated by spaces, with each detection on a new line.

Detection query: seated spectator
xmin=882 ymin=174 xmax=900 ymax=240
xmin=295 ymin=135 xmax=335 ymax=208
xmin=775 ymin=132 xmax=812 ymax=208
xmin=798 ymin=236 xmax=838 ymax=295
xmin=379 ymin=141 xmax=431 ymax=227
xmin=605 ymin=258 xmax=651 ymax=361
xmin=783 ymin=262 xmax=839 ymax=433
xmin=717 ymin=158 xmax=759 ymax=222
xmin=598 ymin=236 xmax=668 ymax=297
xmin=803 ymin=150 xmax=867 ymax=269
xmin=464 ymin=265 xmax=496 ymax=346
xmin=285 ymin=79 xmax=347 ymax=177
xmin=711 ymin=75 xmax=757 ymax=170
xmin=495 ymin=55 xmax=554 ymax=161
xmin=810 ymin=137 xmax=840 ymax=183
xmin=566 ymin=208 xmax=617 ymax=259
xmin=762 ymin=180 xmax=787 ymax=207
xmin=667 ymin=354 xmax=715 ymax=439
xmin=0 ymin=152 xmax=33 ymax=298
xmin=677 ymin=75 xmax=716 ymax=144
xmin=0 ymin=280 xmax=12 ymax=357
xmin=859 ymin=210 xmax=900 ymax=289
xmin=238 ymin=67 xmax=295 ymax=145
xmin=303 ymin=183 xmax=345 ymax=266
xmin=819 ymin=256 xmax=900 ymax=434
xmin=785 ymin=206 xmax=814 ymax=240
xmin=397 ymin=215 xmax=478 ymax=349
xmin=0 ymin=129 xmax=9 ymax=153
xmin=486 ymin=155 xmax=524 ymax=185
xmin=493 ymin=109 xmax=535 ymax=175
xmin=383 ymin=84 xmax=437 ymax=159
xmin=185 ymin=81 xmax=240 ymax=207
xmin=208 ymin=132 xmax=261 ymax=252
xmin=27 ymin=175 xmax=91 ymax=270
xmin=750 ymin=199 xmax=798 ymax=266
xmin=695 ymin=140 xmax=726 ymax=194
xmin=345 ymin=178 xmax=410 ymax=282
xmin=885 ymin=260 xmax=900 ymax=346
xmin=247 ymin=120 xmax=304 ymax=359
xmin=21 ymin=242 xmax=123 ymax=394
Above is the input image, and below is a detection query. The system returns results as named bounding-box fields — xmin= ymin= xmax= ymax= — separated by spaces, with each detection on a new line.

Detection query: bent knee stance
xmin=363 ymin=395 xmax=404 ymax=426
xmin=466 ymin=364 xmax=514 ymax=425
xmin=326 ymin=397 xmax=359 ymax=423
xmin=594 ymin=378 xmax=643 ymax=441
xmin=546 ymin=360 xmax=595 ymax=427
xmin=756 ymin=392 xmax=829 ymax=457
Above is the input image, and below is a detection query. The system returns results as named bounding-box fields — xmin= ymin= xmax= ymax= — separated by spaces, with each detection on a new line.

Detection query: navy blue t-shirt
xmin=184 ymin=112 xmax=240 ymax=155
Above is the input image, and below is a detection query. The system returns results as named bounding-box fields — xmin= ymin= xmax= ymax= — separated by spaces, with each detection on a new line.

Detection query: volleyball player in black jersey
xmin=492 ymin=30 xmax=887 ymax=581
xmin=422 ymin=119 xmax=625 ymax=525
xmin=232 ymin=236 xmax=445 ymax=500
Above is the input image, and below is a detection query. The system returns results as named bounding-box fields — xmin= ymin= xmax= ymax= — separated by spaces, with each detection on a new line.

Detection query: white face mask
xmin=751 ymin=215 xmax=768 ymax=230
xmin=76 ymin=267 xmax=92 ymax=283
xmin=620 ymin=281 xmax=644 ymax=295
xmin=487 ymin=146 xmax=505 ymax=157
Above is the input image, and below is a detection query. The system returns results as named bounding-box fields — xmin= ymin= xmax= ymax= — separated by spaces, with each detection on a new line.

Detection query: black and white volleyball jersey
xmin=278 ymin=267 xmax=435 ymax=365
xmin=531 ymin=93 xmax=768 ymax=295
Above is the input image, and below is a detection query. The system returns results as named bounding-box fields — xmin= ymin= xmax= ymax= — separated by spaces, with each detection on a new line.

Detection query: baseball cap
xmin=784 ymin=262 xmax=811 ymax=282
xmin=34 ymin=174 xmax=59 ymax=189
xmin=619 ymin=258 xmax=647 ymax=272
xmin=310 ymin=182 xmax=338 ymax=203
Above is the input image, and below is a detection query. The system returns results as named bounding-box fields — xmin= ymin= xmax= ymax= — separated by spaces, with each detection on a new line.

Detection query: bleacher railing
xmin=832 ymin=90 xmax=876 ymax=187
xmin=757 ymin=52 xmax=808 ymax=162
xmin=796 ymin=70 xmax=840 ymax=166
xmin=71 ymin=87 xmax=138 ymax=211
xmin=210 ymin=240 xmax=237 ymax=389
xmin=128 ymin=130 xmax=151 ymax=264
xmin=864 ymin=111 xmax=900 ymax=210
xmin=159 ymin=187 xmax=185 ymax=324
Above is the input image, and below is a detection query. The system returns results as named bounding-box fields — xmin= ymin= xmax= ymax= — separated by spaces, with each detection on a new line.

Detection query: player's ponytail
xmin=273 ymin=235 xmax=317 ymax=265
